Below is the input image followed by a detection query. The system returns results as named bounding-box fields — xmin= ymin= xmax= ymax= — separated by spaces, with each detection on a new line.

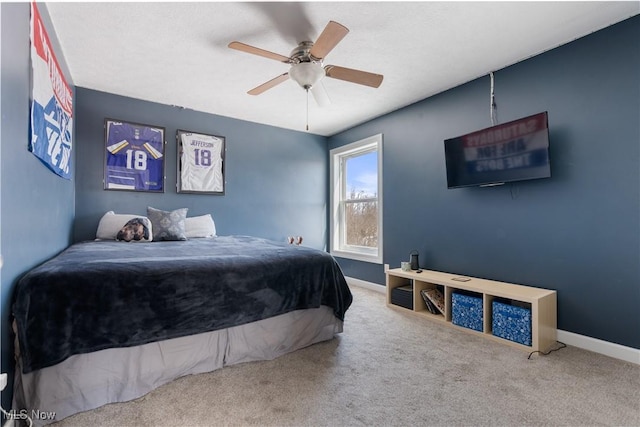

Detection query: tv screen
xmin=444 ymin=112 xmax=551 ymax=189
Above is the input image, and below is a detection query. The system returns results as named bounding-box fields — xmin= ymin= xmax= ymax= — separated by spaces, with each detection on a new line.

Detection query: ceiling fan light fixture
xmin=289 ymin=62 xmax=325 ymax=90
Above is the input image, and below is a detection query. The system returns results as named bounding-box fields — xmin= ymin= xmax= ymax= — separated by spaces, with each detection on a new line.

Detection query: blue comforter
xmin=13 ymin=236 xmax=352 ymax=373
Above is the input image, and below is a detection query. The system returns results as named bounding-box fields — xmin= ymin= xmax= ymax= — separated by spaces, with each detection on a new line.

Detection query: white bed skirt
xmin=13 ymin=306 xmax=342 ymax=426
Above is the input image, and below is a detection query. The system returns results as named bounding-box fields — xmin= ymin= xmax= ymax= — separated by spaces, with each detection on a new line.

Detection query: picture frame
xmin=176 ymin=129 xmax=225 ymax=195
xmin=104 ymin=118 xmax=165 ymax=192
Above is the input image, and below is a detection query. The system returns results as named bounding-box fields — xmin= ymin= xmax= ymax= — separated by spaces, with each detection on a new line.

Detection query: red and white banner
xmin=30 ymin=1 xmax=73 ymax=179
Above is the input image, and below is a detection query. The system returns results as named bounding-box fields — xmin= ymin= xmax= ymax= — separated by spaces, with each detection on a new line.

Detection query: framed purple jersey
xmin=104 ymin=119 xmax=165 ymax=192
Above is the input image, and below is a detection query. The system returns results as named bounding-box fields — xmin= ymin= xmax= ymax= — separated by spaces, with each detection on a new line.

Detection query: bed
xmin=11 ymin=233 xmax=352 ymax=426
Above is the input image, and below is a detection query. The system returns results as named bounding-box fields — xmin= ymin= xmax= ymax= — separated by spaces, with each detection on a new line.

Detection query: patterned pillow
xmin=147 ymin=207 xmax=188 ymax=241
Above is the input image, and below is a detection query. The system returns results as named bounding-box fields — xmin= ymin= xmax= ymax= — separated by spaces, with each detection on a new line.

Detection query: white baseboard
xmin=346 ymin=276 xmax=385 ymax=294
xmin=346 ymin=276 xmax=640 ymax=365
xmin=557 ymin=330 xmax=640 ymax=365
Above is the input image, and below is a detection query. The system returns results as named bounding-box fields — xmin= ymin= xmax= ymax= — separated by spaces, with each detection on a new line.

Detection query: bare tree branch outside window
xmin=344 ymin=189 xmax=378 ymax=248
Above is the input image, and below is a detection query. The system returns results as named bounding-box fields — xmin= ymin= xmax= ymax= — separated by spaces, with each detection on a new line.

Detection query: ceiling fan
xmin=228 ymin=21 xmax=383 ymax=107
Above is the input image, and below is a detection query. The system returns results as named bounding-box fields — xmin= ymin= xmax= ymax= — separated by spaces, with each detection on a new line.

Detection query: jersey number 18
xmin=193 ymin=148 xmax=212 ymax=167
xmin=126 ymin=149 xmax=147 ymax=170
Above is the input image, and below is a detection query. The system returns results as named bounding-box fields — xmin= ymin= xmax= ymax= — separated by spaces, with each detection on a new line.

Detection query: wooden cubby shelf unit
xmin=386 ymin=267 xmax=557 ymax=353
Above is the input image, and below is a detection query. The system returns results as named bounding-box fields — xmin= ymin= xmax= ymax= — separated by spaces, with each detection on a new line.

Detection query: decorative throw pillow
xmin=184 ymin=214 xmax=217 ymax=238
xmin=147 ymin=207 xmax=188 ymax=241
xmin=96 ymin=211 xmax=153 ymax=241
xmin=116 ymin=217 xmax=152 ymax=242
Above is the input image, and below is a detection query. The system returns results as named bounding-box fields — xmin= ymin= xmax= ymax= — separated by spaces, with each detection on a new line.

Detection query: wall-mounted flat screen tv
xmin=444 ymin=111 xmax=551 ymax=189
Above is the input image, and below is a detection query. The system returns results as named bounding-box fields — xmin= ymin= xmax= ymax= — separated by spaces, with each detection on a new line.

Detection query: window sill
xmin=330 ymin=249 xmax=382 ymax=264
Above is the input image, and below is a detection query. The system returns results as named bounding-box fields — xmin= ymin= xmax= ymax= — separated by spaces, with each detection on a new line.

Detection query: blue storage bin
xmin=452 ymin=292 xmax=483 ymax=332
xmin=492 ymin=300 xmax=532 ymax=346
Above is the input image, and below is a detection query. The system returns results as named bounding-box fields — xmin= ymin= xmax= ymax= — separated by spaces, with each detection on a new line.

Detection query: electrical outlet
xmin=0 ymin=373 xmax=7 ymax=391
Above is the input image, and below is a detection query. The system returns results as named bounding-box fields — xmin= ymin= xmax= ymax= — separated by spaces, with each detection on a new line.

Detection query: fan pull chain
xmin=306 ymin=89 xmax=310 ymax=131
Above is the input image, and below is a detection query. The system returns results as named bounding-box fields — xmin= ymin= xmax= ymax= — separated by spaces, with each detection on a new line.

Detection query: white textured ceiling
xmin=46 ymin=2 xmax=638 ymax=136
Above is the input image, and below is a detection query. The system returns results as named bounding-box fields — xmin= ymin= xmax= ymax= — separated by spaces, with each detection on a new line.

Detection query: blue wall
xmin=0 ymin=2 xmax=75 ymax=410
xmin=73 ymin=88 xmax=328 ymax=250
xmin=329 ymin=16 xmax=640 ymax=349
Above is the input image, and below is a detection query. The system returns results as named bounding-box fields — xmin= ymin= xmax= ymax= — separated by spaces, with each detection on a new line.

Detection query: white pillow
xmin=96 ymin=211 xmax=154 ymax=241
xmin=185 ymin=214 xmax=217 ymax=238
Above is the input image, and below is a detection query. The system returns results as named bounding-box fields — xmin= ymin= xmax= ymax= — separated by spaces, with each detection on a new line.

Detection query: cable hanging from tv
xmin=490 ymin=72 xmax=498 ymax=126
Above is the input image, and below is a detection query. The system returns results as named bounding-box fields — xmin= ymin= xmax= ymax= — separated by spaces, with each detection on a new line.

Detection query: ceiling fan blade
xmin=310 ymin=82 xmax=331 ymax=107
xmin=248 ymin=2 xmax=314 ymax=46
xmin=247 ymin=73 xmax=290 ymax=95
xmin=309 ymin=21 xmax=349 ymax=60
xmin=228 ymin=41 xmax=291 ymax=63
xmin=324 ymin=65 xmax=384 ymax=88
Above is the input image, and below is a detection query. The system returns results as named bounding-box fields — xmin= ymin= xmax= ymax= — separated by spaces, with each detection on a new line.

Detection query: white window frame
xmin=330 ymin=134 xmax=383 ymax=264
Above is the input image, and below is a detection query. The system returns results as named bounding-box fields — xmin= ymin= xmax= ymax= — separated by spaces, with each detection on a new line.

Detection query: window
xmin=330 ymin=134 xmax=383 ymax=263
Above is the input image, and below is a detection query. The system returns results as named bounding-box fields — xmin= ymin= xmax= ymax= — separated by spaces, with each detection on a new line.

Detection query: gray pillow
xmin=147 ymin=207 xmax=188 ymax=241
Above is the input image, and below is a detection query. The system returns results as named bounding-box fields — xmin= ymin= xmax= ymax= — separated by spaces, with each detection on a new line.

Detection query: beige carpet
xmin=55 ymin=285 xmax=639 ymax=426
